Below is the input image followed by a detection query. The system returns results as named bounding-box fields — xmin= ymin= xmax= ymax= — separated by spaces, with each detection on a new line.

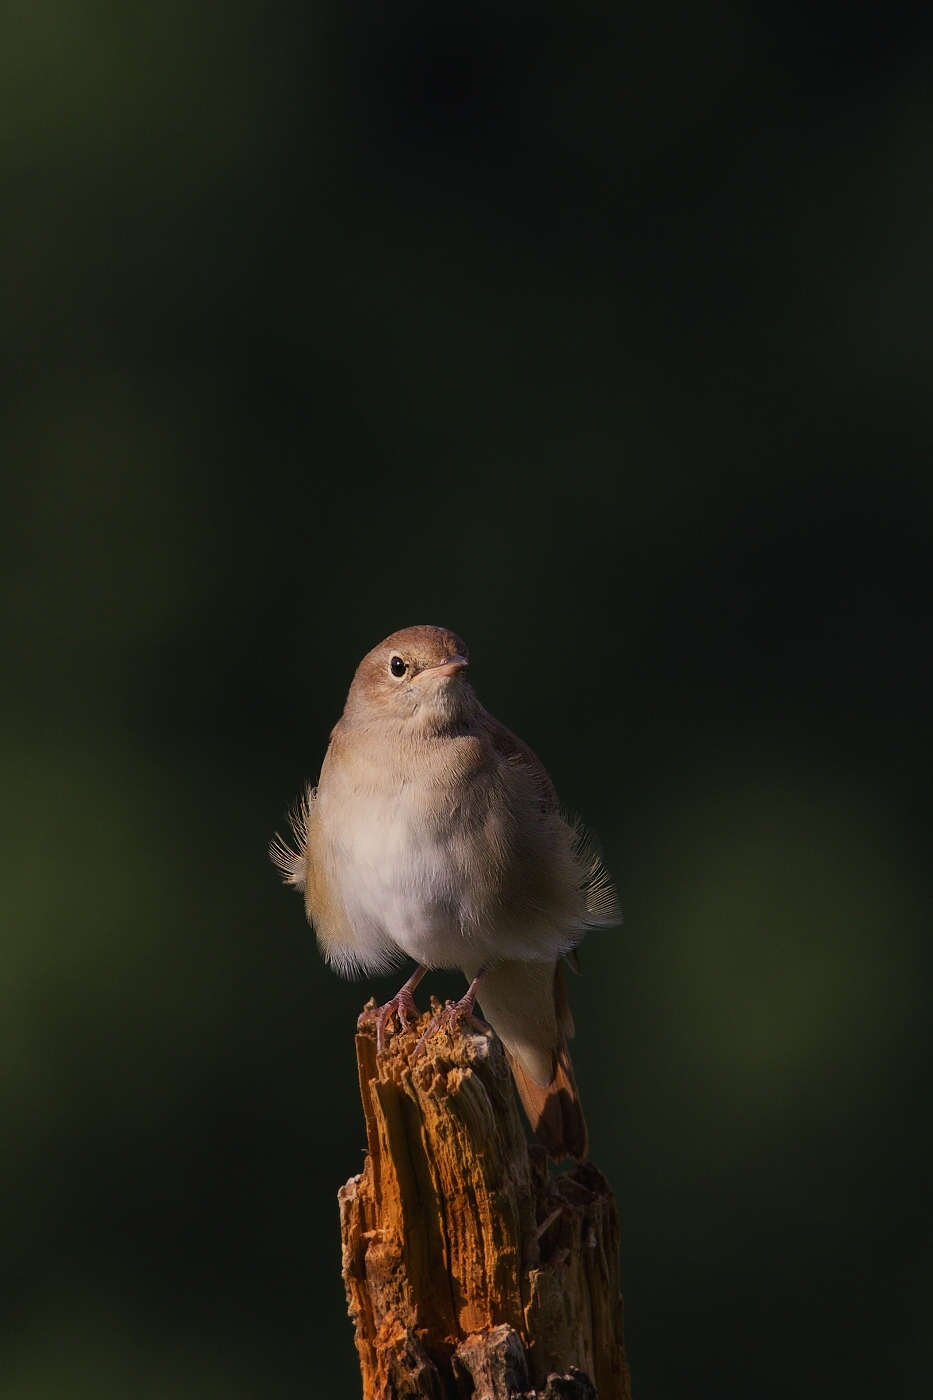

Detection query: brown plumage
xmin=483 ymin=961 xmax=588 ymax=1160
xmin=271 ymin=625 xmax=620 ymax=1160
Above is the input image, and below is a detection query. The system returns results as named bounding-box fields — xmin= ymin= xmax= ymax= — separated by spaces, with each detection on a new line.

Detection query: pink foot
xmin=368 ymin=966 xmax=427 ymax=1052
xmin=412 ymin=969 xmax=489 ymax=1060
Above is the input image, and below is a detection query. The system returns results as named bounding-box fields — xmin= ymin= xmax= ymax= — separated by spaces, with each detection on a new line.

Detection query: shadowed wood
xmin=339 ymin=1002 xmax=632 ymax=1400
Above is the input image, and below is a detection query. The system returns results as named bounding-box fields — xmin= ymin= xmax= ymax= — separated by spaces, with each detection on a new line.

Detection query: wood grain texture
xmin=339 ymin=1002 xmax=631 ymax=1400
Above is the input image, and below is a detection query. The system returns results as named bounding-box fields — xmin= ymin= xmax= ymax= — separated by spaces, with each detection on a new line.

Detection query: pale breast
xmin=306 ymin=721 xmax=588 ymax=975
xmin=311 ymin=774 xmax=469 ymax=971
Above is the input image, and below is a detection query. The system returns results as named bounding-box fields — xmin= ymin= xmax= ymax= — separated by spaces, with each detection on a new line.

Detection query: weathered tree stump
xmin=339 ymin=1000 xmax=632 ymax=1400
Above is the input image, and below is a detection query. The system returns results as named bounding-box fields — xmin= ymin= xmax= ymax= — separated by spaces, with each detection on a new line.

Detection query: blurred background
xmin=1 ymin=2 xmax=932 ymax=1396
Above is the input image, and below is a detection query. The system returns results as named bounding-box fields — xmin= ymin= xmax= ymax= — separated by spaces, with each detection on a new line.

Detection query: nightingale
xmin=271 ymin=625 xmax=620 ymax=1160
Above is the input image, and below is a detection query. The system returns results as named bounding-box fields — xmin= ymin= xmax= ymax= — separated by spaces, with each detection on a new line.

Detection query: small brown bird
xmin=272 ymin=625 xmax=620 ymax=1160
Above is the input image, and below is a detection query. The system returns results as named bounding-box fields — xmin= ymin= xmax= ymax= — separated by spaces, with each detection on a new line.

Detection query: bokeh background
xmin=2 ymin=3 xmax=932 ymax=1396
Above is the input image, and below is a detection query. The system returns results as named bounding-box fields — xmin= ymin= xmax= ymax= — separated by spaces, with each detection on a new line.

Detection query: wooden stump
xmin=339 ymin=1001 xmax=632 ymax=1400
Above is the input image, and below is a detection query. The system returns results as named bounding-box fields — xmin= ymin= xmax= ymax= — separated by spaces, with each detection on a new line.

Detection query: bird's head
xmin=344 ymin=625 xmax=476 ymax=734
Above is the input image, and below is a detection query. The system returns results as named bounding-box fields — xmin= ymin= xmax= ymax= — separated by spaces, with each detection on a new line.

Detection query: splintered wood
xmin=339 ymin=1004 xmax=631 ymax=1400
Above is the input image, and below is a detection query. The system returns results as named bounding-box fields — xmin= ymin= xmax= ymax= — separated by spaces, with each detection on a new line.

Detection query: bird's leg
xmin=371 ymin=964 xmax=428 ymax=1052
xmin=412 ymin=968 xmax=489 ymax=1060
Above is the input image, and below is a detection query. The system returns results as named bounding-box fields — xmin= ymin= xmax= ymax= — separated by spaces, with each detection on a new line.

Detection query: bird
xmin=271 ymin=625 xmax=620 ymax=1160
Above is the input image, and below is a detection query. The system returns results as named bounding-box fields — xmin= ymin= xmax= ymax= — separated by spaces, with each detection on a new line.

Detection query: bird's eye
xmin=390 ymin=656 xmax=407 ymax=678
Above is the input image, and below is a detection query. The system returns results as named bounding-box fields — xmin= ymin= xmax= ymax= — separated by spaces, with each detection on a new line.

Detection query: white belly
xmin=320 ymin=781 xmax=474 ymax=971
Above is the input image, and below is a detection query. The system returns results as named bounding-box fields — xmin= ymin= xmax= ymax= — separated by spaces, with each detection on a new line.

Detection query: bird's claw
xmin=411 ymin=997 xmax=490 ymax=1061
xmin=375 ymin=987 xmax=422 ymax=1052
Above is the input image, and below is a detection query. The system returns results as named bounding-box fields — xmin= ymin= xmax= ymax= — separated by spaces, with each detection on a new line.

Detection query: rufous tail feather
xmin=504 ymin=1034 xmax=588 ymax=1161
xmin=477 ymin=960 xmax=589 ymax=1162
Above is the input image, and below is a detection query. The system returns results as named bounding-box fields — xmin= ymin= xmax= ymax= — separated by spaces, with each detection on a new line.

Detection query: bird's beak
xmin=420 ymin=655 xmax=469 ymax=679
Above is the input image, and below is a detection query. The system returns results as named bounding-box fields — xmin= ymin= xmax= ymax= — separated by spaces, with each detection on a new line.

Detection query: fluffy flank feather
xmin=269 ymin=785 xmax=314 ymax=890
xmin=567 ymin=811 xmax=622 ymax=927
xmin=320 ymin=936 xmax=407 ymax=980
xmin=269 ymin=833 xmax=304 ymax=888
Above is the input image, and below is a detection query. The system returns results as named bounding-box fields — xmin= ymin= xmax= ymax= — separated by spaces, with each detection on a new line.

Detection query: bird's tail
xmin=503 ymin=1032 xmax=588 ymax=1163
xmin=476 ymin=959 xmax=588 ymax=1162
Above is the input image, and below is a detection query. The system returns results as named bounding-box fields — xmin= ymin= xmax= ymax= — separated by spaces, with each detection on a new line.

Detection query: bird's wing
xmin=483 ymin=712 xmax=559 ymax=815
xmin=484 ymin=712 xmax=621 ymax=930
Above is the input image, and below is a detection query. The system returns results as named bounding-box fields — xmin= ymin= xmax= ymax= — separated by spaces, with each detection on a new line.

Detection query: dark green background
xmin=2 ymin=3 xmax=932 ymax=1396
